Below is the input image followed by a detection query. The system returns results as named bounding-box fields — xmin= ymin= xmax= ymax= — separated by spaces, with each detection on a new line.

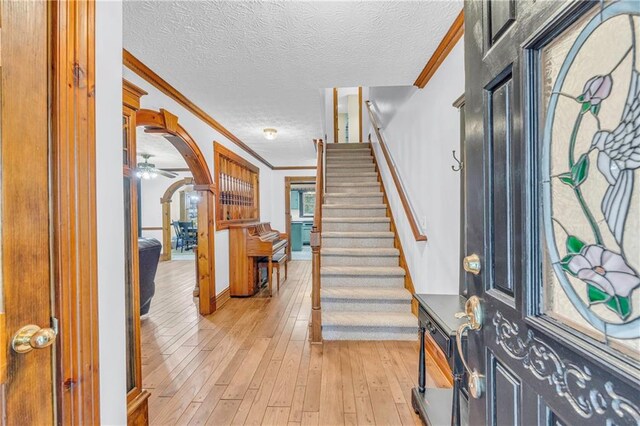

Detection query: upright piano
xmin=228 ymin=222 xmax=288 ymax=296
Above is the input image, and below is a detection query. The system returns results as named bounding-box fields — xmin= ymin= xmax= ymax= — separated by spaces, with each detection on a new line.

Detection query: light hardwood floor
xmin=141 ymin=260 xmax=449 ymax=425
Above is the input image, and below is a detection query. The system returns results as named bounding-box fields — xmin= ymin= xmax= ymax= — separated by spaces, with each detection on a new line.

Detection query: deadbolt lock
xmin=463 ymin=253 xmax=481 ymax=275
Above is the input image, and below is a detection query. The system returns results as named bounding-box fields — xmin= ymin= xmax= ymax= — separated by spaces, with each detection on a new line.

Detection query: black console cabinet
xmin=412 ymin=294 xmax=468 ymax=426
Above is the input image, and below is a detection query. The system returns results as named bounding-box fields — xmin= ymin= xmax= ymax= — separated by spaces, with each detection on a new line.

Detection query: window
xmin=301 ymin=191 xmax=315 ymax=217
xmin=214 ymin=141 xmax=260 ymax=229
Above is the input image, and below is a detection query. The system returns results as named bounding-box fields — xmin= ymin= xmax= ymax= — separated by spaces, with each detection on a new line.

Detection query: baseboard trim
xmin=215 ymin=287 xmax=231 ymax=309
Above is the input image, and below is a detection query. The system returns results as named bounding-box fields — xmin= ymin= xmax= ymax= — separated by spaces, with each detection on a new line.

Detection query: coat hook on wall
xmin=451 ymin=150 xmax=463 ymax=172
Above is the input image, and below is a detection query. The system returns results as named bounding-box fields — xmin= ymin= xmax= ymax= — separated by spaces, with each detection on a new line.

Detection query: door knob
xmin=11 ymin=324 xmax=57 ymax=354
xmin=463 ymin=253 xmax=481 ymax=275
xmin=455 ymin=296 xmax=485 ymax=399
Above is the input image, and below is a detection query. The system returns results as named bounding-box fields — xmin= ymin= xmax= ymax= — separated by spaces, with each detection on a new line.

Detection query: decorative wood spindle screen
xmin=214 ymin=142 xmax=260 ymax=229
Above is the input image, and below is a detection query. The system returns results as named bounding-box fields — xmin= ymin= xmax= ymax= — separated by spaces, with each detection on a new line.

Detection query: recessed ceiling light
xmin=263 ymin=128 xmax=278 ymax=140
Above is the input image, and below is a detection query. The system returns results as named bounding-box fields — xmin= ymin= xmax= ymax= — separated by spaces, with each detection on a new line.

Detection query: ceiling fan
xmin=136 ymin=154 xmax=178 ymax=179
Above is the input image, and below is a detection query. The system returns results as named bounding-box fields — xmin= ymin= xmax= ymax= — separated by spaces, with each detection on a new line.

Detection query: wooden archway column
xmin=160 ymin=177 xmax=194 ymax=261
xmin=136 ymin=108 xmax=217 ymax=314
xmin=194 ymin=183 xmax=216 ymax=311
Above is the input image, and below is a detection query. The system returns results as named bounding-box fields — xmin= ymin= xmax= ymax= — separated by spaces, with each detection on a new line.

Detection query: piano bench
xmin=258 ymin=253 xmax=288 ymax=296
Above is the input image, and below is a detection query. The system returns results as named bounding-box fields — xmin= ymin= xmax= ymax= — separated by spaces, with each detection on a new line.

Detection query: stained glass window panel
xmin=541 ymin=3 xmax=639 ymax=358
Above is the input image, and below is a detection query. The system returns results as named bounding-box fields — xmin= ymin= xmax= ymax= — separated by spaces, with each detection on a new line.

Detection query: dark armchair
xmin=138 ymin=237 xmax=162 ymax=315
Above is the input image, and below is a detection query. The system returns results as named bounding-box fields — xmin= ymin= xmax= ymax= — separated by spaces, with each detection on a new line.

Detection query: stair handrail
xmin=310 ymin=138 xmax=324 ymax=343
xmin=365 ymin=101 xmax=428 ymax=241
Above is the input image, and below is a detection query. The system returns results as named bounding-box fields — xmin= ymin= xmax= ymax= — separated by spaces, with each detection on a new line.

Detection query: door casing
xmin=284 ymin=176 xmax=316 ymax=261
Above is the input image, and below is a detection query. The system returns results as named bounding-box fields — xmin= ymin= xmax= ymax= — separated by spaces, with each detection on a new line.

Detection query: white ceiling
xmin=124 ymin=0 xmax=462 ymax=166
xmin=136 ymin=128 xmax=188 ymax=169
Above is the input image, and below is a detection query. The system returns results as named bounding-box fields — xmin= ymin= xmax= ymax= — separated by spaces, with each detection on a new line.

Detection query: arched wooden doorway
xmin=160 ymin=177 xmax=194 ymax=261
xmin=136 ymin=108 xmax=217 ymax=315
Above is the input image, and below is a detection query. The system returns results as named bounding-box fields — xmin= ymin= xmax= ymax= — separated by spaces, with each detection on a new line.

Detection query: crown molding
xmin=123 ymin=49 xmax=275 ymax=169
xmin=413 ymin=9 xmax=464 ymax=89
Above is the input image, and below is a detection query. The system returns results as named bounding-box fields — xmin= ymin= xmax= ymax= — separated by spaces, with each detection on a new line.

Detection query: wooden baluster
xmin=220 ymin=169 xmax=225 ymax=221
xmin=223 ymin=159 xmax=229 ymax=220
xmin=228 ymin=162 xmax=234 ymax=220
xmin=235 ymin=164 xmax=240 ymax=219
xmin=242 ymin=168 xmax=246 ymax=219
xmin=246 ymin=170 xmax=250 ymax=218
xmin=233 ymin=163 xmax=239 ymax=220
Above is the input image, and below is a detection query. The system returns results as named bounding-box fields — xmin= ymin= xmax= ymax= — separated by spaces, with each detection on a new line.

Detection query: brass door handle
xmin=455 ymin=296 xmax=485 ymax=399
xmin=463 ymin=253 xmax=481 ymax=275
xmin=12 ymin=325 xmax=57 ymax=354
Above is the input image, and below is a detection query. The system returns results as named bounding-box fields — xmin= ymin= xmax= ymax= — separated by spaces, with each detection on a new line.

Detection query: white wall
xmin=368 ymin=39 xmax=464 ymax=295
xmin=96 ymin=1 xmax=126 ymax=424
xmin=122 ymin=69 xmax=275 ymax=296
xmin=347 ymin=95 xmax=360 ymax=142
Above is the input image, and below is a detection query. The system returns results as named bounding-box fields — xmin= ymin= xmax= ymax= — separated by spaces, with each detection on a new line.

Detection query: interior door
xmin=463 ymin=1 xmax=640 ymax=424
xmin=1 ymin=0 xmax=56 ymax=423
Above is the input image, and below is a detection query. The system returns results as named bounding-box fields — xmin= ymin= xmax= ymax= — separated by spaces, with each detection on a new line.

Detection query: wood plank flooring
xmin=141 ymin=260 xmax=449 ymax=425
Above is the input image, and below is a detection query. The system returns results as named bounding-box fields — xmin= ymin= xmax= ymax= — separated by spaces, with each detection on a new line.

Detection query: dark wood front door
xmin=463 ymin=1 xmax=639 ymax=424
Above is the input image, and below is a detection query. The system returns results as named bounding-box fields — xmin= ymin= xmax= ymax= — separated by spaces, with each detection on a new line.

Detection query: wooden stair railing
xmin=310 ymin=138 xmax=324 ymax=343
xmin=365 ymin=101 xmax=428 ymax=241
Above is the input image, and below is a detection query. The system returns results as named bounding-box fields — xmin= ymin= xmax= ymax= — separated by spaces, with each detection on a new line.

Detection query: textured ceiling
xmin=137 ymin=129 xmax=188 ymax=169
xmin=124 ymin=0 xmax=462 ymax=166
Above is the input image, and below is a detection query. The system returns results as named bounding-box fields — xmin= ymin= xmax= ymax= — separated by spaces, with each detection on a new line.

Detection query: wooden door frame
xmin=332 ymin=87 xmax=363 ymax=143
xmin=284 ymin=176 xmax=316 ymax=260
xmin=161 ymin=177 xmax=195 ymax=261
xmin=358 ymin=87 xmax=363 ymax=143
xmin=136 ymin=108 xmax=217 ymax=315
xmin=333 ymin=88 xmax=338 ymax=143
xmin=51 ymin=0 xmax=101 ymax=423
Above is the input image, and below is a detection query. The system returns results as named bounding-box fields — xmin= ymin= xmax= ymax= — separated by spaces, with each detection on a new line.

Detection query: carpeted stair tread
xmin=326 ymin=155 xmax=374 ymax=161
xmin=322 ymin=217 xmax=390 ymax=223
xmin=321 ymin=287 xmax=411 ymax=301
xmin=323 ymin=203 xmax=386 ymax=209
xmin=322 ymin=231 xmax=394 ymax=238
xmin=326 ymin=171 xmax=378 ymax=176
xmin=326 ymin=182 xmax=379 ymax=186
xmin=326 ymin=143 xmax=371 ymax=148
xmin=321 ymin=266 xmax=406 ymax=276
xmin=321 ymin=247 xmax=399 ymax=256
xmin=325 ymin=192 xmax=383 ymax=198
xmin=323 ymin=311 xmax=417 ymax=328
xmin=326 ymin=164 xmax=374 ymax=168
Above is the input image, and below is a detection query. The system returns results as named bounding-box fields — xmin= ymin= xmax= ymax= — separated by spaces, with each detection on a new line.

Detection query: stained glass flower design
xmin=578 ymin=74 xmax=613 ymax=114
xmin=548 ymin=12 xmax=640 ymax=326
xmin=565 ymin=243 xmax=640 ymax=320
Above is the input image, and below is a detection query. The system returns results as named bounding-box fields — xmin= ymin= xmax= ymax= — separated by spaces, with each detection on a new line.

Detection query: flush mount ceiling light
xmin=263 ymin=128 xmax=278 ymax=140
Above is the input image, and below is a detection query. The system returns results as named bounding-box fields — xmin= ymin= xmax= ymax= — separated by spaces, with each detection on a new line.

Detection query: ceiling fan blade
xmin=156 ymin=168 xmax=178 ymax=179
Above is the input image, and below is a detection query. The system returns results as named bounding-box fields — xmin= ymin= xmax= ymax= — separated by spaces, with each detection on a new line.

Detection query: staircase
xmin=320 ymin=143 xmax=417 ymax=340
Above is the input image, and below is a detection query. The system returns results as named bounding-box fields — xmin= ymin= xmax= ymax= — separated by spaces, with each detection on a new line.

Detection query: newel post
xmin=310 ymin=226 xmax=322 ymax=343
xmin=310 ymin=138 xmax=324 ymax=343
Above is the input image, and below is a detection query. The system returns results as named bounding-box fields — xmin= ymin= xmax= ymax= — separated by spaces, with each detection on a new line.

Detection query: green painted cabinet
xmin=291 ymin=222 xmax=303 ymax=251
xmin=302 ymin=223 xmax=312 ymax=245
